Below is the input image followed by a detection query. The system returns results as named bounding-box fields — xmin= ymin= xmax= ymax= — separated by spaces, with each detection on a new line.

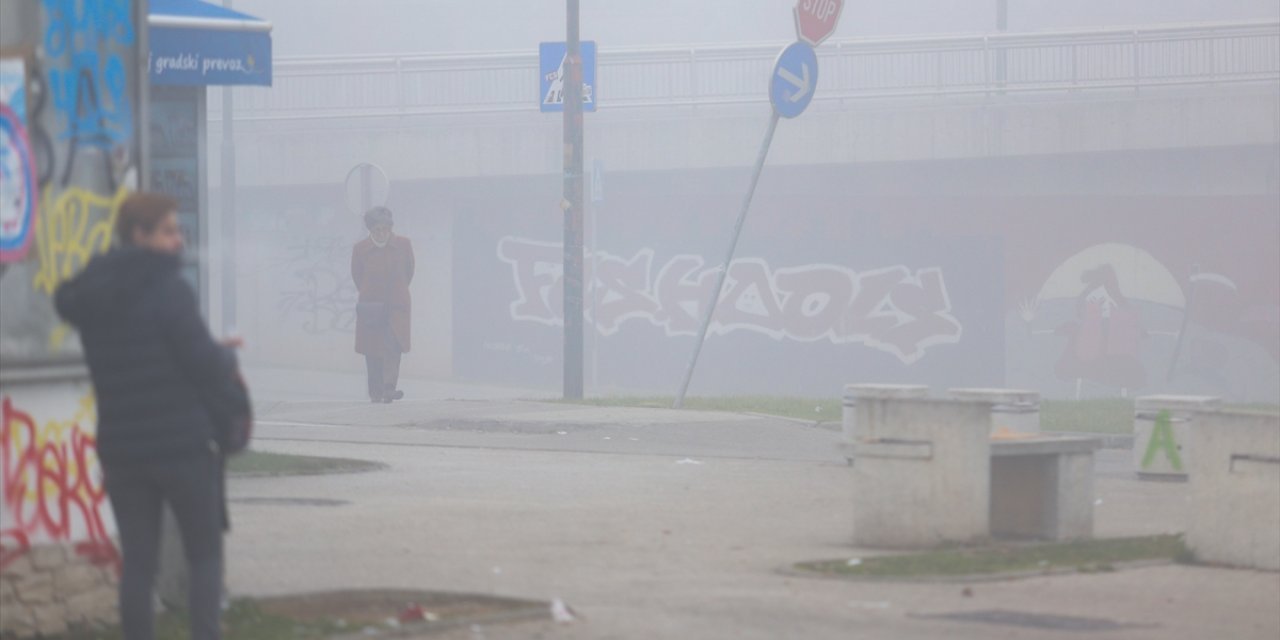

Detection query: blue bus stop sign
xmin=770 ymin=42 xmax=818 ymax=119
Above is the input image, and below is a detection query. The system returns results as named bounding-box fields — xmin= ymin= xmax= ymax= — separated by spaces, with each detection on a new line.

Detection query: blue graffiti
xmin=41 ymin=0 xmax=134 ymax=150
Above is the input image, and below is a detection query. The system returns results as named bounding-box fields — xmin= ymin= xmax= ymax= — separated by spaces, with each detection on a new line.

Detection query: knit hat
xmin=363 ymin=206 xmax=393 ymax=230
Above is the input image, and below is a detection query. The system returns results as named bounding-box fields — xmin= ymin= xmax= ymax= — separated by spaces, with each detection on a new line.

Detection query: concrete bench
xmin=850 ymin=395 xmax=1099 ymax=549
xmin=1133 ymin=395 xmax=1221 ymax=480
xmin=1186 ymin=410 xmax=1280 ymax=571
xmin=949 ymin=388 xmax=1041 ymax=435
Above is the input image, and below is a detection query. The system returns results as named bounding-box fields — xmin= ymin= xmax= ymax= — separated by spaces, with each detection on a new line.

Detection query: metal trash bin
xmin=948 ymin=388 xmax=1041 ymax=435
xmin=1133 ymin=395 xmax=1221 ymax=480
xmin=841 ymin=384 xmax=928 ymax=463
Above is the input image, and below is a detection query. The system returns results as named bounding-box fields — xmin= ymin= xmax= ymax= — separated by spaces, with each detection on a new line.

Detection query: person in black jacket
xmin=56 ymin=192 xmax=237 ymax=640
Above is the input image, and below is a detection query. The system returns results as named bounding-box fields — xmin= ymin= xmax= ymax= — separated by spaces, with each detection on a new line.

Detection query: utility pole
xmin=221 ymin=0 xmax=238 ymax=335
xmin=562 ymin=0 xmax=585 ymax=399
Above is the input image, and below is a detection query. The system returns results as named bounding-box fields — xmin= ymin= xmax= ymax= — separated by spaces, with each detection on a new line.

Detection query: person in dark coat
xmin=55 ymin=192 xmax=237 ymax=640
xmin=351 ymin=206 xmax=414 ymax=403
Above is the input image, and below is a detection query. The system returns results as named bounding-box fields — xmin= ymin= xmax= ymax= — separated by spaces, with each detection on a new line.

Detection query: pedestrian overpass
xmin=209 ymin=20 xmax=1279 ymax=186
xmin=209 ymin=21 xmax=1280 ymax=403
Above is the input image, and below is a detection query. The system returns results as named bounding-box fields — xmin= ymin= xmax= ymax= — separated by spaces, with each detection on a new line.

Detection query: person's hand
xmin=221 ymin=336 xmax=245 ymax=349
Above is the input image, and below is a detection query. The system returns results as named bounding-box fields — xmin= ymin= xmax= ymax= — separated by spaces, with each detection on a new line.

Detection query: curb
xmin=782 ymin=557 xmax=1175 ymax=584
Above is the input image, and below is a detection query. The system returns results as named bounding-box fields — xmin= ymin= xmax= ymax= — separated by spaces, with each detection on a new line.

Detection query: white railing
xmin=214 ymin=21 xmax=1280 ymax=121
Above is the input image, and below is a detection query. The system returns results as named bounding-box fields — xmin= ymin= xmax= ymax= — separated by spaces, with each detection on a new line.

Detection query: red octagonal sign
xmin=794 ymin=0 xmax=844 ymax=47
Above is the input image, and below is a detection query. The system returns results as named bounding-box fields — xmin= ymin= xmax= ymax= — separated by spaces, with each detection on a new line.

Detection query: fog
xmin=209 ymin=0 xmax=1280 ymax=406
xmin=1 ymin=2 xmax=1278 ymax=639
xmin=238 ymin=0 xmax=1280 ymax=55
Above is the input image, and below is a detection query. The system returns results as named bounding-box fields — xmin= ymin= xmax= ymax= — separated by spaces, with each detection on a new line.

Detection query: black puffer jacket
xmin=55 ymin=248 xmax=232 ymax=466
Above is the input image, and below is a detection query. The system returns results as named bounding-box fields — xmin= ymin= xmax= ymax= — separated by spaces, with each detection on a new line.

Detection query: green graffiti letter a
xmin=1142 ymin=410 xmax=1183 ymax=471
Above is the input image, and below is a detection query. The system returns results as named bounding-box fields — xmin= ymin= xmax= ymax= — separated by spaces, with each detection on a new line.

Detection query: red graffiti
xmin=1 ymin=396 xmax=118 ymax=572
xmin=498 ymin=237 xmax=962 ymax=363
xmin=1055 ymin=264 xmax=1148 ymax=389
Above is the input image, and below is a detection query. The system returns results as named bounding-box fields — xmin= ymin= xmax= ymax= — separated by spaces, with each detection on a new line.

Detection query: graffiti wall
xmin=0 ymin=384 xmax=116 ymax=571
xmin=0 ymin=0 xmax=144 ymax=571
xmin=224 ymin=144 xmax=1278 ymax=403
xmin=445 ymin=147 xmax=1278 ymax=400
xmin=0 ymin=0 xmax=143 ymax=359
xmin=448 ymin=170 xmax=1007 ymax=396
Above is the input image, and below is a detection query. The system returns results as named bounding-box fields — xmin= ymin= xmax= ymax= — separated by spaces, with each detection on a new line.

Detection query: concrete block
xmin=32 ymin=602 xmax=70 ymax=637
xmin=1133 ymin=395 xmax=1221 ymax=479
xmin=54 ymin=564 xmax=105 ymax=597
xmin=1186 ymin=410 xmax=1280 ymax=571
xmin=949 ymin=388 xmax=1041 ymax=434
xmin=852 ymin=397 xmax=992 ymax=548
xmin=14 ymin=572 xmax=54 ymax=606
xmin=1054 ymin=452 xmax=1096 ymax=540
xmin=28 ymin=544 xmax=68 ymax=571
xmin=65 ymin=586 xmax=118 ymax=625
xmin=0 ymin=602 xmax=36 ymax=638
xmin=1 ymin=552 xmax=34 ymax=575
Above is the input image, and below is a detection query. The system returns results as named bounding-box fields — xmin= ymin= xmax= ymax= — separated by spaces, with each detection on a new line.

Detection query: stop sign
xmin=794 ymin=0 xmax=844 ymax=47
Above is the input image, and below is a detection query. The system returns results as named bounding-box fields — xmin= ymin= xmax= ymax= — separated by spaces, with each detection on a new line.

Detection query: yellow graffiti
xmin=48 ymin=324 xmax=70 ymax=351
xmin=31 ymin=185 xmax=129 ymax=297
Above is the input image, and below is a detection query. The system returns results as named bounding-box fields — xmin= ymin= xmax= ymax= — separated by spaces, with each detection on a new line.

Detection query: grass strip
xmin=795 ymin=534 xmax=1188 ymax=579
xmin=52 ymin=599 xmax=346 ymax=640
xmin=226 ymin=451 xmax=383 ymax=477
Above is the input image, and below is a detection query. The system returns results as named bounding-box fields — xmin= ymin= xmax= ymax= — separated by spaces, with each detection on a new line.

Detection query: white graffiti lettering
xmin=496 ymin=237 xmax=963 ymax=364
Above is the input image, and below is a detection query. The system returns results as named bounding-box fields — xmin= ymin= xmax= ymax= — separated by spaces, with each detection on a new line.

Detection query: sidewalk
xmin=228 ymin=366 xmax=1279 ymax=640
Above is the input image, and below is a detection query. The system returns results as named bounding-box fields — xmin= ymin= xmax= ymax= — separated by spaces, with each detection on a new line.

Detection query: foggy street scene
xmin=1 ymin=1 xmax=1278 ymax=639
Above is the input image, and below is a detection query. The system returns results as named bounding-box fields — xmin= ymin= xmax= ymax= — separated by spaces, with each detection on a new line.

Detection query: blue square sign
xmin=540 ymin=41 xmax=597 ymax=113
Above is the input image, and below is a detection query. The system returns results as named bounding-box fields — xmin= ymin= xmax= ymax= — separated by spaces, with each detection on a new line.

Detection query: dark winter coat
xmin=55 ymin=248 xmax=233 ymax=466
xmin=352 ymin=235 xmax=414 ymax=354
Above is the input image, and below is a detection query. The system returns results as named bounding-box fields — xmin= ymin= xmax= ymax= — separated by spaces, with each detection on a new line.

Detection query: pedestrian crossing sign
xmin=540 ymin=41 xmax=597 ymax=113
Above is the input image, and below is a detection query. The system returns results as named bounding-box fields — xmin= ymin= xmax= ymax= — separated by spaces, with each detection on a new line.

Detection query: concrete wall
xmin=1186 ymin=410 xmax=1280 ymax=570
xmin=222 ymin=146 xmax=1280 ymax=401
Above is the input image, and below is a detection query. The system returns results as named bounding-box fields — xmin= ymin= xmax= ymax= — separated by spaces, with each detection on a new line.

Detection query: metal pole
xmin=587 ymin=176 xmax=599 ymax=394
xmin=563 ymin=0 xmax=585 ymax=399
xmin=674 ymin=113 xmax=779 ymax=409
xmin=220 ymin=0 xmax=237 ymax=334
xmin=1166 ymin=265 xmax=1201 ymax=382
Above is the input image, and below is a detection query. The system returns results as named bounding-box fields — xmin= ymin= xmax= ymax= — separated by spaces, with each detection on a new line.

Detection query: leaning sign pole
xmin=674 ymin=0 xmax=843 ymax=408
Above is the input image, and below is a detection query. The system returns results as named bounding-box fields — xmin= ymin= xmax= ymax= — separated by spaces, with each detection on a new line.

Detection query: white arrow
xmin=778 ymin=63 xmax=811 ymax=102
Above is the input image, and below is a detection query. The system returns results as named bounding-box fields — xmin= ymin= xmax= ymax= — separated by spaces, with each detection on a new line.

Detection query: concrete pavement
xmin=225 ymin=367 xmax=1280 ymax=639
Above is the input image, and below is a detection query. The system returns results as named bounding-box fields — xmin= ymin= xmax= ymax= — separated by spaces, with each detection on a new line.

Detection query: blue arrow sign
xmin=770 ymin=42 xmax=818 ymax=119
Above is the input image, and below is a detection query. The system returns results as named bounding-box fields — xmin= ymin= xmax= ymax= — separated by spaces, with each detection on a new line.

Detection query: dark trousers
xmin=365 ymin=331 xmax=403 ymax=399
xmin=105 ymin=450 xmax=223 ymax=640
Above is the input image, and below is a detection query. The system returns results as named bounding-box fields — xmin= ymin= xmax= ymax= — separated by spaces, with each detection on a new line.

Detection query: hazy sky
xmin=231 ymin=0 xmax=1280 ymax=56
